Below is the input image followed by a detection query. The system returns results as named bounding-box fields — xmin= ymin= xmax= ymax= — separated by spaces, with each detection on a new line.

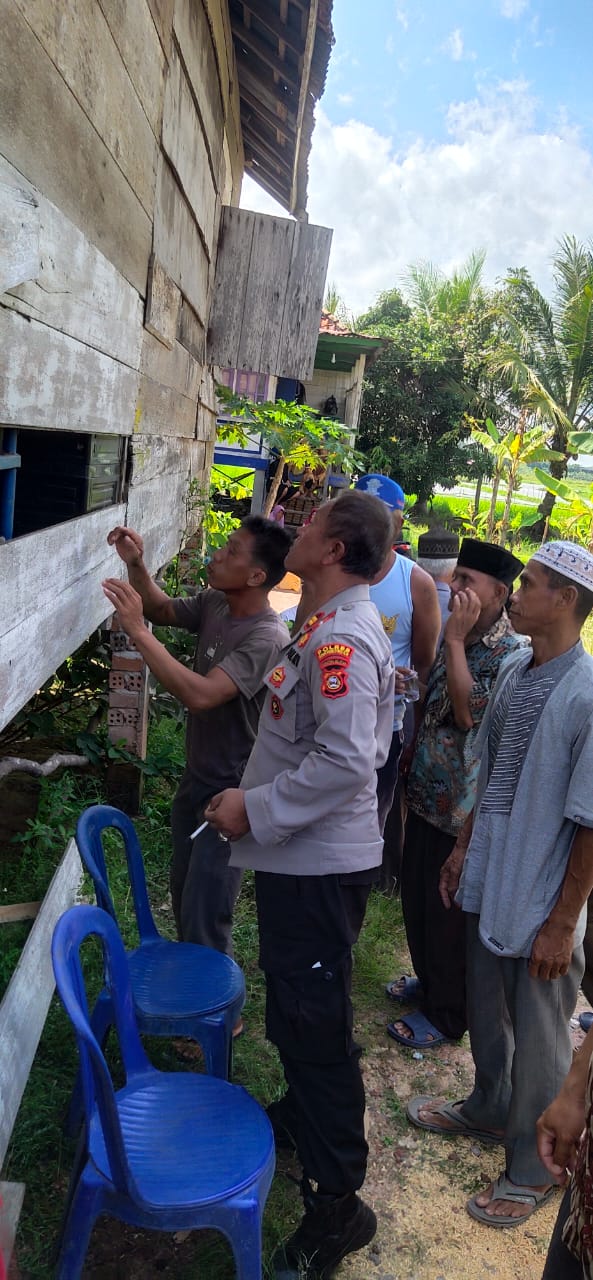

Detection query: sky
xmin=241 ymin=0 xmax=593 ymax=319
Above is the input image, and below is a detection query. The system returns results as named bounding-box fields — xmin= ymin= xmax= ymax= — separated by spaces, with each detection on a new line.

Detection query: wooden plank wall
xmin=207 ymin=206 xmax=332 ymax=380
xmin=0 ymin=839 xmax=83 ymax=1169
xmin=0 ymin=0 xmax=244 ymax=734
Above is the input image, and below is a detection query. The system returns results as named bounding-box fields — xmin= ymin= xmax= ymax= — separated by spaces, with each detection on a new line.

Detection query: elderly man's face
xmin=449 ymin=564 xmax=505 ymax=613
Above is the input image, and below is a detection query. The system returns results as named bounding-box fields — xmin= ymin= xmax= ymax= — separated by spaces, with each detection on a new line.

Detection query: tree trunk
xmin=527 ymin=431 xmax=569 ymax=541
xmin=499 ymin=474 xmax=515 ymax=546
xmin=263 ymin=453 xmax=286 ymax=517
xmin=473 ymin=474 xmax=483 ymax=518
xmin=486 ymin=472 xmax=501 ymax=539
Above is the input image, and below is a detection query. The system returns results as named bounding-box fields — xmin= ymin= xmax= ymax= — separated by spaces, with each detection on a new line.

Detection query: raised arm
xmin=410 ymin=564 xmax=441 ymax=684
xmin=101 ymin=578 xmax=239 ymax=712
xmin=106 ymin=526 xmax=177 ymax=626
xmin=443 ymin=589 xmax=483 ymax=730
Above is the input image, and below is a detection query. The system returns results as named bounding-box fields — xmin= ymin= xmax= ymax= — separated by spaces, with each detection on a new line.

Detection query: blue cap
xmin=355 ymin=473 xmax=405 ymax=511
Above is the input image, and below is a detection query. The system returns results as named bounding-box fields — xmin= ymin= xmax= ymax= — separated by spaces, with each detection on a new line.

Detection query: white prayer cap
xmin=531 ymin=541 xmax=593 ymax=591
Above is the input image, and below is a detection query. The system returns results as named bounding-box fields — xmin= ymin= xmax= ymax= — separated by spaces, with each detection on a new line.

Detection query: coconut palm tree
xmin=404 ymin=249 xmax=487 ymax=319
xmin=490 ymin=236 xmax=593 ymax=534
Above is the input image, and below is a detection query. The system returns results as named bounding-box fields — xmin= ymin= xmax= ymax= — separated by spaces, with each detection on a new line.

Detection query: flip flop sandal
xmin=406 ymin=1095 xmax=504 ymax=1145
xmin=466 ymin=1172 xmax=556 ymax=1229
xmin=579 ymin=1011 xmax=593 ymax=1032
xmin=385 ymin=975 xmax=424 ymax=1004
xmin=386 ymin=1010 xmax=451 ymax=1049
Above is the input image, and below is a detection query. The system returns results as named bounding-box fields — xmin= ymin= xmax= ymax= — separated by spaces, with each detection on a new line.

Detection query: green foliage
xmin=216 ymin=384 xmax=362 ymax=515
xmin=358 ymin=312 xmax=475 ymax=503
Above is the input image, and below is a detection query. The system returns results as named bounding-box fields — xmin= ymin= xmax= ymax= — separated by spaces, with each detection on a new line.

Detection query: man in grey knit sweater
xmin=408 ymin=541 xmax=593 ymax=1231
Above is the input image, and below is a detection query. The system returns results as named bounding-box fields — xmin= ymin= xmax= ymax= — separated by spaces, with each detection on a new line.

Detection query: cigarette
xmin=190 ymin=820 xmax=209 ymax=840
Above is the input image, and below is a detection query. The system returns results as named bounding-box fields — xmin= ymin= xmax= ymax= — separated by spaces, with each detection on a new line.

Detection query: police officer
xmin=206 ymin=490 xmax=395 ymax=1280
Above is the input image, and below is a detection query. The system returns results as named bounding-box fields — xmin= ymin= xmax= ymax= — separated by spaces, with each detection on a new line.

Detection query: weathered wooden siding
xmin=0 ymin=0 xmax=244 ymax=735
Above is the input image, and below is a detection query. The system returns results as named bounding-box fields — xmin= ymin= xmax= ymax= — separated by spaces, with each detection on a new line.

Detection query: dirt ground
xmin=336 ymin=1007 xmax=589 ymax=1280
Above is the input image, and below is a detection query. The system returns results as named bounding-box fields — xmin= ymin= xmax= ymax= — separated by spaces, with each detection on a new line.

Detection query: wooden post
xmin=105 ymin=613 xmax=150 ymax=815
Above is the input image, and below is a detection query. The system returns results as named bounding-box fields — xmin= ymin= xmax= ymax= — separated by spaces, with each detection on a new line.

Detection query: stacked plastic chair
xmin=52 ymin=904 xmax=274 ymax=1279
xmin=73 ymin=805 xmax=245 ymax=1082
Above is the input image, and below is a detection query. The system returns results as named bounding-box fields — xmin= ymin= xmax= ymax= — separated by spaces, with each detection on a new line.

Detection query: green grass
xmin=2 ymin=716 xmax=414 ymax=1278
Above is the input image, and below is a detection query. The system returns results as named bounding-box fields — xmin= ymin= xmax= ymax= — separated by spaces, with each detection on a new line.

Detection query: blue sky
xmin=326 ymin=1 xmax=593 ymax=150
xmin=242 ymin=0 xmax=593 ymax=315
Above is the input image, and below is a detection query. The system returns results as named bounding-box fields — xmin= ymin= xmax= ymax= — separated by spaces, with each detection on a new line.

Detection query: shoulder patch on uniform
xmin=315 ymin=642 xmax=354 ymax=699
xmin=270 ymin=694 xmax=284 ymax=719
xmin=269 ymin=666 xmax=286 ymax=688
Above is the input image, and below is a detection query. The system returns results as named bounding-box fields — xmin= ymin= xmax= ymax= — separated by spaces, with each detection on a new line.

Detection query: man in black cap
xmin=385 ymin=538 xmax=523 ymax=1048
xmin=416 ymin=525 xmax=460 ymax=642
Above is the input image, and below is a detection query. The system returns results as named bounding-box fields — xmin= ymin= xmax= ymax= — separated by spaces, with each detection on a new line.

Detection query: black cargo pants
xmin=255 ymin=868 xmax=375 ymax=1195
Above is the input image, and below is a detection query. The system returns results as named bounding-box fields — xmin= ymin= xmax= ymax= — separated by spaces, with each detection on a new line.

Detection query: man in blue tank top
xmin=356 ymin=476 xmax=441 ymax=893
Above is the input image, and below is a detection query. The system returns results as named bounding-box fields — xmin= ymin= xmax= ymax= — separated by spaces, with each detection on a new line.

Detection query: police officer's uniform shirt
xmin=229 ymin=584 xmax=395 ymax=876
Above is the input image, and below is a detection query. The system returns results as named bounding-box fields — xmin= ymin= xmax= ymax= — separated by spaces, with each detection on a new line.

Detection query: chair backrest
xmin=75 ymin=805 xmax=159 ymax=944
xmin=52 ymin=904 xmax=152 ymax=1202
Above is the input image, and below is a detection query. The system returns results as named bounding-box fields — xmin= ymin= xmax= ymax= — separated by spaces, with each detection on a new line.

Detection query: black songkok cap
xmin=457 ymin=538 xmax=523 ymax=587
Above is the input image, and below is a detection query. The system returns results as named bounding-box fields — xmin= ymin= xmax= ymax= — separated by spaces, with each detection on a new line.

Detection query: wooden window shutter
xmin=207 ymin=207 xmax=332 ymax=382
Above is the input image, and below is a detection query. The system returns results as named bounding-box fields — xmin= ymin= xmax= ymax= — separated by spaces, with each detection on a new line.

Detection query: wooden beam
xmin=243 ymin=153 xmax=289 ymax=203
xmin=241 ymin=0 xmax=306 ymax=57
xmin=230 ymin=16 xmax=299 ymax=88
xmin=242 ymin=123 xmax=293 ymax=177
xmin=0 ymin=840 xmax=83 ymax=1167
xmin=237 ymin=55 xmax=298 ymax=130
xmin=239 ymin=80 xmax=296 ymax=143
xmin=0 ymin=902 xmax=41 ymax=925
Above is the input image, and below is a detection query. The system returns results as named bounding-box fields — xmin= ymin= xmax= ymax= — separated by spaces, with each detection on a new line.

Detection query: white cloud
xmin=337 ymin=92 xmax=354 ymax=105
xmin=442 ymin=28 xmax=464 ymax=61
xmin=385 ymin=33 xmax=395 ymax=55
xmin=500 ymin=0 xmax=529 ymax=18
xmin=241 ymin=79 xmax=593 ymax=318
xmin=395 ymin=8 xmax=409 ymax=31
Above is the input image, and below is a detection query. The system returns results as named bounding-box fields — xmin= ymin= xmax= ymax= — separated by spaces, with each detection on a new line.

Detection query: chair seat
xmin=90 ymin=1073 xmax=274 ymax=1208
xmin=127 ymin=941 xmax=245 ymax=1019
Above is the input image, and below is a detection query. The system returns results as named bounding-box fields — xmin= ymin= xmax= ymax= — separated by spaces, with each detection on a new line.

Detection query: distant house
xmin=0 ymin=0 xmax=335 ymax=735
xmin=213 ymin=309 xmax=384 ymax=515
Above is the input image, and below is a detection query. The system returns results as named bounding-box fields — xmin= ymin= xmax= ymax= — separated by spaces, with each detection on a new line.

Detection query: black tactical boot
xmin=273 ymin=1178 xmax=377 ymax=1278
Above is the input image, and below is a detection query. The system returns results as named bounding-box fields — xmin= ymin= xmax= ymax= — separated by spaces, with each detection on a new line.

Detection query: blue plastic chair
xmin=52 ymin=904 xmax=275 ymax=1279
xmin=74 ymin=805 xmax=245 ymax=1080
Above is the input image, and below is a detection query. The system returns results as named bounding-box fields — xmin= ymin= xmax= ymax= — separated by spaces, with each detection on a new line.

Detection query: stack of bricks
xmin=106 ymin=614 xmax=150 ymax=811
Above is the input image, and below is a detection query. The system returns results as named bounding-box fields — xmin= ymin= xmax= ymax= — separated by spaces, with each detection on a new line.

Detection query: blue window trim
xmin=0 ymin=428 xmax=21 ymax=541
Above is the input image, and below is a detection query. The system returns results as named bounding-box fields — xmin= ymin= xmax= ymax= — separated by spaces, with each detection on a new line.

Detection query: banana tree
xmin=471 ymin=416 xmax=564 ymax=544
xmin=534 ymin=429 xmax=593 ymax=550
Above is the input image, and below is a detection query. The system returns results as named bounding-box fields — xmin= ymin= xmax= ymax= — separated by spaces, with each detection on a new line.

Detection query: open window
xmin=1 ymin=428 xmax=125 ymax=541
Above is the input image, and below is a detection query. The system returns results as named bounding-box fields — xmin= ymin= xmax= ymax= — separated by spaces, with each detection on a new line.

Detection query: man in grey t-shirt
xmin=408 ymin=542 xmax=593 ymax=1230
xmin=103 ymin=516 xmax=290 ymax=956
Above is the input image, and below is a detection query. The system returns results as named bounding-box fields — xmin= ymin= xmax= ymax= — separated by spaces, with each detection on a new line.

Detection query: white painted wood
xmin=129 ymin=434 xmax=203 ymax=487
xmin=173 ymin=0 xmax=224 ymax=176
xmin=276 ymin=219 xmax=332 ymax=380
xmin=0 ymin=172 xmax=39 ymax=294
xmin=0 ymin=503 xmax=127 ymax=635
xmin=1 ymin=4 xmax=152 ymax=294
xmin=144 ymin=255 xmax=181 ymax=350
xmin=12 ymin=0 xmax=158 ymax=218
xmin=0 ymin=1181 xmax=25 ymax=1273
xmin=1 ymin=158 xmax=143 ymax=370
xmin=136 ymin=373 xmax=198 ymax=437
xmin=140 ymin=331 xmax=202 ymax=401
xmin=97 ymin=0 xmax=166 ymax=139
xmin=153 ymin=155 xmax=210 ymax=325
xmin=125 ymin=470 xmax=191 ymax=571
xmin=208 ymin=207 xmax=332 ymax=380
xmin=0 ymin=309 xmax=139 ymax=434
xmin=162 ymin=46 xmax=217 ymax=252
xmin=0 ymin=839 xmax=83 ymax=1167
